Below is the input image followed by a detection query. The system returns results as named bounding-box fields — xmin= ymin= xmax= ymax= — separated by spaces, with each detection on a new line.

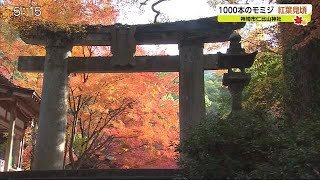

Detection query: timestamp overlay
xmin=217 ymin=4 xmax=312 ymax=26
xmin=0 ymin=1 xmax=42 ymax=18
xmin=13 ymin=6 xmax=42 ymax=17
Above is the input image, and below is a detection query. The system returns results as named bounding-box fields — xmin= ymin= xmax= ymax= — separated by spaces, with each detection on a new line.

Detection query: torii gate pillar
xmin=32 ymin=37 xmax=72 ymax=170
xmin=179 ymin=42 xmax=205 ymax=141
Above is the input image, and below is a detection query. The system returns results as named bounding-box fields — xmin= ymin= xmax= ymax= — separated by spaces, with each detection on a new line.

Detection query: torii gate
xmin=17 ymin=16 xmax=256 ymax=170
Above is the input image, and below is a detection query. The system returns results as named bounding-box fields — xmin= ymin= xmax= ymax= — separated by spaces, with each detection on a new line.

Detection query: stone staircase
xmin=0 ymin=169 xmax=184 ymax=180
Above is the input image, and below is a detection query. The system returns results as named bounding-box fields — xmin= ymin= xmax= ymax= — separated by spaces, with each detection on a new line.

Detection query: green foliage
xmin=282 ymin=38 xmax=320 ymax=121
xmin=204 ymin=71 xmax=231 ymax=117
xmin=279 ymin=112 xmax=320 ymax=178
xmin=177 ymin=110 xmax=320 ymax=179
xmin=73 ymin=133 xmax=88 ymax=156
xmin=243 ymin=52 xmax=284 ymax=117
xmin=178 ymin=110 xmax=282 ymax=179
xmin=0 ymin=133 xmax=7 ymax=152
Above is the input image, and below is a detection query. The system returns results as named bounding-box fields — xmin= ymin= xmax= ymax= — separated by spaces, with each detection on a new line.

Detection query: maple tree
xmin=66 ymin=77 xmax=136 ymax=169
xmin=64 ymin=71 xmax=179 ymax=169
xmin=65 ymin=45 xmax=179 ymax=169
xmin=65 ymin=44 xmax=179 ymax=169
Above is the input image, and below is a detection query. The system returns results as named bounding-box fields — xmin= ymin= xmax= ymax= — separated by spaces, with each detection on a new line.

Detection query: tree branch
xmin=140 ymin=0 xmax=151 ymax=8
xmin=139 ymin=0 xmax=169 ymax=23
xmin=242 ymin=39 xmax=281 ymax=55
xmin=151 ymin=0 xmax=169 ymax=23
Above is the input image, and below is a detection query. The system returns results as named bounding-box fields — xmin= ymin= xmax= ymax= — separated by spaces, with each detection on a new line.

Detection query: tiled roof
xmin=0 ymin=73 xmax=41 ymax=121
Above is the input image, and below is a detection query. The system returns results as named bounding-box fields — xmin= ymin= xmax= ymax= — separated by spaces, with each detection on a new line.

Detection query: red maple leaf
xmin=294 ymin=16 xmax=303 ymax=25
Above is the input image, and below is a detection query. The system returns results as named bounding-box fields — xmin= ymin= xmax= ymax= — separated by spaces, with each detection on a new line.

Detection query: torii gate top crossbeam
xmin=19 ymin=17 xmax=245 ymax=46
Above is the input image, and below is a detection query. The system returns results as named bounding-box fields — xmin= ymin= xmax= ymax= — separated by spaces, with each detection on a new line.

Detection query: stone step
xmin=0 ymin=169 xmax=183 ymax=180
xmin=16 ymin=176 xmax=182 ymax=180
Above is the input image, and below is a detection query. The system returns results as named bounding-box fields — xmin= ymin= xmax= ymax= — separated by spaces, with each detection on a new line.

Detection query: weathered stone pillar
xmin=33 ymin=36 xmax=72 ymax=170
xmin=179 ymin=42 xmax=205 ymax=142
xmin=223 ymin=72 xmax=251 ymax=112
xmin=4 ymin=101 xmax=17 ymax=171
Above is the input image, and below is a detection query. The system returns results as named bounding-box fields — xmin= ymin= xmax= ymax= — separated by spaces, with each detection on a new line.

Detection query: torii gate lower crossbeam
xmin=17 ymin=17 xmax=245 ymax=170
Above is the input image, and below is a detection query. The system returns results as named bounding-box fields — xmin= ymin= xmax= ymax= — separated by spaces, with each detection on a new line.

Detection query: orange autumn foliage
xmin=280 ymin=0 xmax=320 ymax=49
xmin=67 ymin=72 xmax=179 ymax=169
